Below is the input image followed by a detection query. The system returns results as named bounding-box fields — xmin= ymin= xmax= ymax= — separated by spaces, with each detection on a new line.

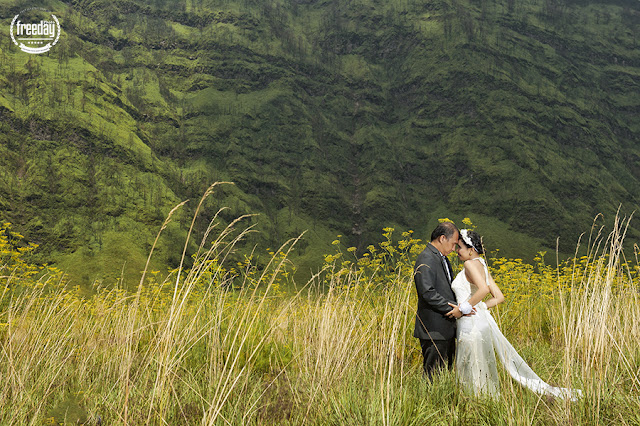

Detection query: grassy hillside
xmin=0 ymin=0 xmax=639 ymax=285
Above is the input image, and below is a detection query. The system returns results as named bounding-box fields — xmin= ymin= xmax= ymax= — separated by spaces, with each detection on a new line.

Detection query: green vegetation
xmin=0 ymin=0 xmax=639 ymax=284
xmin=0 ymin=195 xmax=638 ymax=423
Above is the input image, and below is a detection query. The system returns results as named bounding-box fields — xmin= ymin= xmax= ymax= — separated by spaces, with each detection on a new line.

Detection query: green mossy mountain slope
xmin=0 ymin=0 xmax=639 ymax=285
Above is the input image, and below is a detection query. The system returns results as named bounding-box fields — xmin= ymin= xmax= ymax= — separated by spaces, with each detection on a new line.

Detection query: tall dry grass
xmin=0 ymin=187 xmax=639 ymax=424
xmin=560 ymin=212 xmax=640 ymax=423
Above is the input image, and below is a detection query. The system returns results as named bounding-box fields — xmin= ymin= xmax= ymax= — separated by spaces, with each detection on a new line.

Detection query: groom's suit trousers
xmin=420 ymin=338 xmax=455 ymax=379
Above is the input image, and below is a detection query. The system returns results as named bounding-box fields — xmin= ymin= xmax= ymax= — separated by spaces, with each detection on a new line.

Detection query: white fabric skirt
xmin=456 ymin=306 xmax=582 ymax=400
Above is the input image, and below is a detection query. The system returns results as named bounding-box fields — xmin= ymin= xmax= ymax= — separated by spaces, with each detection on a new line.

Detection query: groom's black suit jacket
xmin=413 ymin=243 xmax=458 ymax=341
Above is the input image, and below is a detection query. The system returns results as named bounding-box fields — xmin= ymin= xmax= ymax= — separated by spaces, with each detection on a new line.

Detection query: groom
xmin=413 ymin=221 xmax=462 ymax=379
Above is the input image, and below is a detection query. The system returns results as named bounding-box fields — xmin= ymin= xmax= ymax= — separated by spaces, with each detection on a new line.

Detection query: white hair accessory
xmin=460 ymin=229 xmax=475 ymax=251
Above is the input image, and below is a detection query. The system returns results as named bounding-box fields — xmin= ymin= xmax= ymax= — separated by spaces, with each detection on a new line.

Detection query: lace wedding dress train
xmin=451 ymin=257 xmax=582 ymax=400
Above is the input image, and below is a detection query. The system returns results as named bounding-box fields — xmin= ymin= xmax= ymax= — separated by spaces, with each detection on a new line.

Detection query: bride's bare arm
xmin=484 ymin=270 xmax=505 ymax=309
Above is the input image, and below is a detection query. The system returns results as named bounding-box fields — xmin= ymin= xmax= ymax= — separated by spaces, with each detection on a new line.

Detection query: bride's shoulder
xmin=463 ymin=259 xmax=483 ymax=270
xmin=463 ymin=259 xmax=486 ymax=279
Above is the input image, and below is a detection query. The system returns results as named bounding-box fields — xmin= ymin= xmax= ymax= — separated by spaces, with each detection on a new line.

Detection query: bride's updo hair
xmin=460 ymin=230 xmax=485 ymax=255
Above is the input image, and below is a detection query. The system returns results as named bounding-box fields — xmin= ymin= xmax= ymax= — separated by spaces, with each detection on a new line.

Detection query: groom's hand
xmin=445 ymin=303 xmax=462 ymax=319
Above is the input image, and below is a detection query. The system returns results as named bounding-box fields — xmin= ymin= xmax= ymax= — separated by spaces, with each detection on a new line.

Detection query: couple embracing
xmin=413 ymin=221 xmax=581 ymax=399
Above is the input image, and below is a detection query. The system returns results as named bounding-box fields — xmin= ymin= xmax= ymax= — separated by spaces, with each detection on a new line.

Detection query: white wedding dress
xmin=451 ymin=257 xmax=582 ymax=400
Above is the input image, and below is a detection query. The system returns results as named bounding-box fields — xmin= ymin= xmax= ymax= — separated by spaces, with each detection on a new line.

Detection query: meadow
xmin=1 ymin=185 xmax=639 ymax=424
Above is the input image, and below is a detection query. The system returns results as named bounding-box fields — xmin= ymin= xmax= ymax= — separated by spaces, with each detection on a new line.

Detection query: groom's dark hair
xmin=430 ymin=221 xmax=459 ymax=242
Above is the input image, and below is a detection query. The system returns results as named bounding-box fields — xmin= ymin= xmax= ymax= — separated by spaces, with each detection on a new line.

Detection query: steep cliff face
xmin=1 ymin=0 xmax=639 ymax=284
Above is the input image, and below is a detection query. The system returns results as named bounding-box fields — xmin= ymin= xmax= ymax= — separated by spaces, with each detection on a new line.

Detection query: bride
xmin=445 ymin=229 xmax=581 ymax=400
